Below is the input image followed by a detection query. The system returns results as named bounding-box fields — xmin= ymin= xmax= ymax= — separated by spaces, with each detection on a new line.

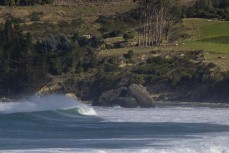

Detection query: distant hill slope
xmin=52 ymin=0 xmax=196 ymax=6
xmin=53 ymin=0 xmax=132 ymax=5
xmin=53 ymin=0 xmax=83 ymax=5
xmin=179 ymin=0 xmax=197 ymax=6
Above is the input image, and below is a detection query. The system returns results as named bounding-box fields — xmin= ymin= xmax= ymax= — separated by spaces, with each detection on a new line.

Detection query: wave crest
xmin=0 ymin=94 xmax=96 ymax=116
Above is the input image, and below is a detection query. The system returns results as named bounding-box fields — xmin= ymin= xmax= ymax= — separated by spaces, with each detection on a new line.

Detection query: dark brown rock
xmin=111 ymin=97 xmax=138 ymax=108
xmin=96 ymin=84 xmax=155 ymax=108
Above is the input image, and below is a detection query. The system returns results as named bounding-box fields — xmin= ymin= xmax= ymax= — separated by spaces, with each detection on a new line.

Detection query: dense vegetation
xmin=0 ymin=20 xmax=102 ymax=97
xmin=0 ymin=0 xmax=53 ymax=6
xmin=186 ymin=0 xmax=229 ymax=20
xmin=0 ymin=20 xmax=37 ymax=95
xmin=35 ymin=33 xmax=102 ymax=75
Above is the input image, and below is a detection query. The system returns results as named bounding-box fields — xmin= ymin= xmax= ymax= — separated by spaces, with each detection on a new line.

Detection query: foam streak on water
xmin=95 ymin=107 xmax=229 ymax=125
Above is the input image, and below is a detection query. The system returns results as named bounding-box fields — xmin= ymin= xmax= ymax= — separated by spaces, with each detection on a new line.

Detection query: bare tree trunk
xmin=138 ymin=0 xmax=178 ymax=47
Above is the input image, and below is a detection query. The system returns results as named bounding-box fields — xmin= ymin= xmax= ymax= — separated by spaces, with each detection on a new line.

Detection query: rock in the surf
xmin=111 ymin=97 xmax=138 ymax=108
xmin=97 ymin=84 xmax=154 ymax=108
xmin=98 ymin=87 xmax=128 ymax=106
xmin=128 ymin=84 xmax=155 ymax=107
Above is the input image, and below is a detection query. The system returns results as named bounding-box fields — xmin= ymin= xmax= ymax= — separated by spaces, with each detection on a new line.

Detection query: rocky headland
xmin=31 ymin=50 xmax=229 ymax=108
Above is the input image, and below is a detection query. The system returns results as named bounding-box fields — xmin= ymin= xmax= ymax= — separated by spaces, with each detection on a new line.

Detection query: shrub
xmin=123 ymin=32 xmax=134 ymax=42
xmin=171 ymin=33 xmax=191 ymax=42
xmin=29 ymin=12 xmax=43 ymax=22
xmin=77 ymin=67 xmax=84 ymax=74
xmin=58 ymin=20 xmax=70 ymax=28
xmin=8 ymin=17 xmax=24 ymax=23
xmin=103 ymin=30 xmax=124 ymax=38
xmin=35 ymin=33 xmax=72 ymax=54
xmin=103 ymin=63 xmax=119 ymax=73
xmin=123 ymin=50 xmax=134 ymax=59
xmin=128 ymin=50 xmax=134 ymax=59
xmin=89 ymin=56 xmax=98 ymax=68
xmin=73 ymin=35 xmax=104 ymax=48
xmin=97 ymin=15 xmax=128 ymax=38
xmin=170 ymin=74 xmax=181 ymax=87
xmin=130 ymin=74 xmax=144 ymax=84
xmin=113 ymin=42 xmax=123 ymax=48
xmin=71 ymin=19 xmax=83 ymax=27
xmin=109 ymin=56 xmax=118 ymax=64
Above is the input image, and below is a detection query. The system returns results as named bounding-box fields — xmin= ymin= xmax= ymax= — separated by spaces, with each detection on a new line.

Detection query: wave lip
xmin=0 ymin=94 xmax=96 ymax=116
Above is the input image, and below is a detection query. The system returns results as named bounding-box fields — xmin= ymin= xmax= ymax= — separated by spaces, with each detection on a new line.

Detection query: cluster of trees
xmin=0 ymin=0 xmax=54 ymax=6
xmin=186 ymin=0 xmax=229 ymax=20
xmin=136 ymin=0 xmax=182 ymax=46
xmin=0 ymin=20 xmax=38 ymax=96
xmin=0 ymin=20 xmax=102 ymax=97
xmin=96 ymin=0 xmax=183 ymax=47
xmin=35 ymin=33 xmax=102 ymax=75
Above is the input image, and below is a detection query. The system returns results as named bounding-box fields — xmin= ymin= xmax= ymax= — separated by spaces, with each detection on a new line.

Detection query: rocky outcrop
xmin=113 ymin=97 xmax=138 ymax=108
xmin=66 ymin=93 xmax=78 ymax=99
xmin=128 ymin=84 xmax=155 ymax=107
xmin=98 ymin=87 xmax=137 ymax=107
xmin=95 ymin=84 xmax=155 ymax=108
xmin=36 ymin=82 xmax=64 ymax=96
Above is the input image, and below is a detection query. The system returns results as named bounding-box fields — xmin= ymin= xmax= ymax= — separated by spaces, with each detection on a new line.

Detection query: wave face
xmin=0 ymin=94 xmax=96 ymax=115
xmin=1 ymin=99 xmax=229 ymax=153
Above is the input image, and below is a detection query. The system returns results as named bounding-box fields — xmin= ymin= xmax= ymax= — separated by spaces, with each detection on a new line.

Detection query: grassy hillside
xmin=0 ymin=1 xmax=228 ymax=71
xmin=0 ymin=1 xmax=136 ymax=38
xmin=181 ymin=19 xmax=229 ymax=54
xmin=200 ymin=23 xmax=229 ymax=38
xmin=182 ymin=19 xmax=229 ymax=71
xmin=100 ymin=19 xmax=229 ymax=53
xmin=99 ymin=18 xmax=229 ymax=70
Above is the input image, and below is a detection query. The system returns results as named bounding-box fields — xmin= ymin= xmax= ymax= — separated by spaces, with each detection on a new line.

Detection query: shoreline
xmin=154 ymin=101 xmax=229 ymax=108
xmin=1 ymin=96 xmax=229 ymax=108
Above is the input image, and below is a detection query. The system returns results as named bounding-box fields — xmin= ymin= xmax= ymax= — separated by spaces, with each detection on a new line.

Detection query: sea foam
xmin=0 ymin=94 xmax=96 ymax=115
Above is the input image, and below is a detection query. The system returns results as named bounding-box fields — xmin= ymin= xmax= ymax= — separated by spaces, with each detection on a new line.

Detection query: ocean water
xmin=0 ymin=95 xmax=229 ymax=153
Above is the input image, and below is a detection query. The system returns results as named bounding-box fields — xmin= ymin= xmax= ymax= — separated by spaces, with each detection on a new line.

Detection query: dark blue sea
xmin=0 ymin=95 xmax=229 ymax=153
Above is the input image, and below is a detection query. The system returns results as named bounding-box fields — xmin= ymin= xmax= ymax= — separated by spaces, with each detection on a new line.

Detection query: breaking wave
xmin=0 ymin=94 xmax=96 ymax=116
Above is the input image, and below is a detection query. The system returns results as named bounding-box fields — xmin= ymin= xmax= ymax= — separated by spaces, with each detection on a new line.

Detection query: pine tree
xmin=0 ymin=20 xmax=35 ymax=96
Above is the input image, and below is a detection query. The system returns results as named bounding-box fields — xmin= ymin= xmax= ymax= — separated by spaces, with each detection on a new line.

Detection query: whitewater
xmin=0 ymin=95 xmax=229 ymax=153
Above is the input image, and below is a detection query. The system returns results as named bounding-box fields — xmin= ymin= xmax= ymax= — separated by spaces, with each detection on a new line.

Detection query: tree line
xmin=0 ymin=20 xmax=37 ymax=96
xmin=186 ymin=0 xmax=229 ymax=20
xmin=0 ymin=0 xmax=54 ymax=6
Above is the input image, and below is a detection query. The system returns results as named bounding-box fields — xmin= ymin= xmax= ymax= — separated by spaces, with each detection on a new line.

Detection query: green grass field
xmin=200 ymin=36 xmax=229 ymax=44
xmin=182 ymin=19 xmax=229 ymax=54
xmin=181 ymin=41 xmax=229 ymax=53
xmin=0 ymin=3 xmax=228 ymax=67
xmin=199 ymin=22 xmax=229 ymax=39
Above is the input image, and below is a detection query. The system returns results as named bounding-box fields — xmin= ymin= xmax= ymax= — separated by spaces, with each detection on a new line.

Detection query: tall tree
xmin=0 ymin=20 xmax=34 ymax=96
xmin=137 ymin=0 xmax=181 ymax=46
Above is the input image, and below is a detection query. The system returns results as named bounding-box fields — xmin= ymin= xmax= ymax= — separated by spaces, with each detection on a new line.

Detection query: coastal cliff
xmin=34 ymin=50 xmax=229 ymax=107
